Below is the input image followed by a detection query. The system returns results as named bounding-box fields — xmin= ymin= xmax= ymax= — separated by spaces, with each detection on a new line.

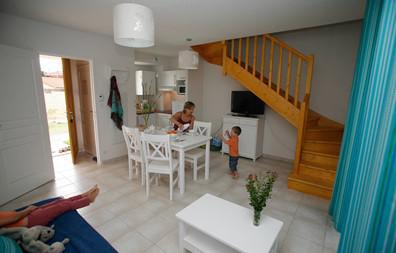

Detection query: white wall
xmin=187 ymin=59 xmax=204 ymax=120
xmin=275 ymin=21 xmax=362 ymax=123
xmin=200 ymin=21 xmax=361 ymax=160
xmin=0 ymin=13 xmax=136 ymax=162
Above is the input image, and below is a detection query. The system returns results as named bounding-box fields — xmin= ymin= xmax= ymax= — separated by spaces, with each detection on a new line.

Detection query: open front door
xmin=62 ymin=58 xmax=78 ymax=164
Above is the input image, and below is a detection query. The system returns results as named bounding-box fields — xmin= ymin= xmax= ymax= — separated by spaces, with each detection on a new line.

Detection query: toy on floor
xmin=0 ymin=225 xmax=69 ymax=253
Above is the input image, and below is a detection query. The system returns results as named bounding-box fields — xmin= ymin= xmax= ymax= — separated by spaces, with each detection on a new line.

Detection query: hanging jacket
xmin=107 ymin=76 xmax=123 ymax=130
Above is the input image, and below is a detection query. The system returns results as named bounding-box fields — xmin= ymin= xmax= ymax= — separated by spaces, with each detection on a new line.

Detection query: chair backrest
xmin=141 ymin=133 xmax=173 ymax=168
xmin=122 ymin=125 xmax=142 ymax=154
xmin=193 ymin=121 xmax=212 ymax=137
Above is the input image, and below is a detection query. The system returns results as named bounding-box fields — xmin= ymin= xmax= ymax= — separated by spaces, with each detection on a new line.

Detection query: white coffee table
xmin=176 ymin=194 xmax=283 ymax=253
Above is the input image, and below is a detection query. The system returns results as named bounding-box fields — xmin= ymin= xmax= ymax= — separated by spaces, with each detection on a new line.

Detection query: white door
xmin=0 ymin=44 xmax=54 ymax=205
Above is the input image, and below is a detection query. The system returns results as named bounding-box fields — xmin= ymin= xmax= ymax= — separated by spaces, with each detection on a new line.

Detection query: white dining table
xmin=171 ymin=134 xmax=212 ymax=194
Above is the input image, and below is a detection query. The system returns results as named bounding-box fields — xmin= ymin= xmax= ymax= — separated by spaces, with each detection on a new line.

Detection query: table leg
xmin=179 ymin=222 xmax=186 ymax=253
xmin=205 ymin=140 xmax=210 ymax=180
xmin=179 ymin=149 xmax=185 ymax=194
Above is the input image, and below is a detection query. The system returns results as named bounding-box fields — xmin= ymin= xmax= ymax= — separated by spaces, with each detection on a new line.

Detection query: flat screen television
xmin=231 ymin=91 xmax=265 ymax=115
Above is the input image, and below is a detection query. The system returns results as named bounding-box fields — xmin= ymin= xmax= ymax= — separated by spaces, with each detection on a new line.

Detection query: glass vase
xmin=253 ymin=208 xmax=261 ymax=226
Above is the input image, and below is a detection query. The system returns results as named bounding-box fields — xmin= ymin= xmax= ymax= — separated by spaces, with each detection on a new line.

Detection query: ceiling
xmin=0 ymin=0 xmax=365 ymax=56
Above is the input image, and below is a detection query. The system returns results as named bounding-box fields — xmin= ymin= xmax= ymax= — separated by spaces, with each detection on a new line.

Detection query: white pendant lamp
xmin=113 ymin=3 xmax=154 ymax=48
xmin=178 ymin=50 xmax=199 ymax=69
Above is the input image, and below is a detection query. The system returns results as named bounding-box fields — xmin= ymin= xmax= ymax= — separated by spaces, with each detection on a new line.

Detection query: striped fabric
xmin=0 ymin=236 xmax=22 ymax=253
xmin=329 ymin=0 xmax=396 ymax=252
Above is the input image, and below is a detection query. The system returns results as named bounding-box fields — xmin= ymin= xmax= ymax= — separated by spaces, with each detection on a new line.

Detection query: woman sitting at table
xmin=171 ymin=101 xmax=196 ymax=131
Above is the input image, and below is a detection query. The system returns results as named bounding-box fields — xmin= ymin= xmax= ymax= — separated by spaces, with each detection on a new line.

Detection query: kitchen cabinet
xmin=158 ymin=70 xmax=188 ymax=91
xmin=176 ymin=70 xmax=188 ymax=80
xmin=158 ymin=70 xmax=177 ymax=90
xmin=221 ymin=115 xmax=264 ymax=162
xmin=136 ymin=70 xmax=156 ymax=95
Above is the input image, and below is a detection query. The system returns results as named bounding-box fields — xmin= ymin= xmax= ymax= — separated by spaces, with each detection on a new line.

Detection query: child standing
xmin=220 ymin=126 xmax=242 ymax=179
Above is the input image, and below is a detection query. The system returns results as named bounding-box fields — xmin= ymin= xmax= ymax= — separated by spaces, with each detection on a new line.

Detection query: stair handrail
xmin=225 ymin=34 xmax=314 ymax=110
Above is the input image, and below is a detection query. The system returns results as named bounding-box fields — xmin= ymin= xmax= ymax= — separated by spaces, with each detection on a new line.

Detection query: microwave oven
xmin=176 ymin=80 xmax=186 ymax=95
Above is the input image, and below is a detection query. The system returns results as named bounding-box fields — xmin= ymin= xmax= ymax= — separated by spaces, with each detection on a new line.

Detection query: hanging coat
xmin=107 ymin=76 xmax=123 ymax=130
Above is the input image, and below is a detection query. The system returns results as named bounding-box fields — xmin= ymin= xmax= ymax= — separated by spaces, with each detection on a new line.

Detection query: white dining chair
xmin=185 ymin=121 xmax=212 ymax=181
xmin=122 ymin=126 xmax=144 ymax=185
xmin=141 ymin=133 xmax=179 ymax=200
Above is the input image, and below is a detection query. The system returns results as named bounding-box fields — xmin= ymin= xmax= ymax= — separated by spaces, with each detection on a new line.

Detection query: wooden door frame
xmin=77 ymin=62 xmax=97 ymax=157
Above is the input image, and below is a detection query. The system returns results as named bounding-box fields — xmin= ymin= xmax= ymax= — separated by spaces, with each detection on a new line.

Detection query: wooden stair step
xmin=305 ymin=128 xmax=344 ymax=141
xmin=298 ymin=163 xmax=336 ymax=183
xmin=307 ymin=126 xmax=344 ymax=131
xmin=288 ymin=172 xmax=333 ymax=199
xmin=303 ymin=140 xmax=341 ymax=156
xmin=301 ymin=150 xmax=339 ymax=169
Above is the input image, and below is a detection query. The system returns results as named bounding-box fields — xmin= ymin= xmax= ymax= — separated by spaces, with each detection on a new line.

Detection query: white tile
xmin=323 ymin=247 xmax=337 ymax=253
xmin=280 ymin=234 xmax=323 ymax=253
xmin=105 ymin=195 xmax=145 ymax=216
xmin=295 ymin=204 xmax=328 ymax=225
xmin=289 ymin=218 xmax=326 ymax=245
xmin=157 ymin=229 xmax=179 ymax=253
xmin=140 ymin=197 xmax=171 ymax=214
xmin=83 ymin=207 xmax=115 ymax=227
xmin=300 ymin=195 xmax=330 ymax=212
xmin=324 ymin=225 xmax=340 ymax=251
xmin=0 ymin=152 xmax=338 ymax=252
xmin=96 ymin=217 xmax=133 ymax=242
xmin=136 ymin=215 xmax=177 ymax=243
xmin=112 ymin=230 xmax=153 ymax=253
xmin=268 ymin=197 xmax=299 ymax=215
xmin=144 ymin=245 xmax=165 ymax=253
xmin=118 ymin=206 xmax=157 ymax=229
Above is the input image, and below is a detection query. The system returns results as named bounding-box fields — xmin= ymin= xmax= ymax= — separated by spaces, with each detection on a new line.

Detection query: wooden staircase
xmin=192 ymin=34 xmax=344 ymax=199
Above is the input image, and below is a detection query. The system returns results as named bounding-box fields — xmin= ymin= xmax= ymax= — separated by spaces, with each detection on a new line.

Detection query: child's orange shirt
xmin=225 ymin=135 xmax=239 ymax=157
xmin=0 ymin=211 xmax=26 ymax=227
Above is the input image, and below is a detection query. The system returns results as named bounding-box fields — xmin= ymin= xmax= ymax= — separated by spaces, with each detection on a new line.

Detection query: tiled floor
xmin=0 ymin=152 xmax=340 ymax=253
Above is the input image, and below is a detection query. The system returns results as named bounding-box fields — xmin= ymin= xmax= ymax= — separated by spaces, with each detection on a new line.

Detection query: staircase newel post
xmin=293 ymin=94 xmax=310 ymax=174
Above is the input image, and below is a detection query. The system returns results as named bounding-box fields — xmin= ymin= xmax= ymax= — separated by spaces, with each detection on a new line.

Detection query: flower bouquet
xmin=246 ymin=172 xmax=277 ymax=226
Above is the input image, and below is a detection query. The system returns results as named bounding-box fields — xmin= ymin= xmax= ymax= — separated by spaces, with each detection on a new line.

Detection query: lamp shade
xmin=113 ymin=3 xmax=154 ymax=48
xmin=178 ymin=50 xmax=199 ymax=69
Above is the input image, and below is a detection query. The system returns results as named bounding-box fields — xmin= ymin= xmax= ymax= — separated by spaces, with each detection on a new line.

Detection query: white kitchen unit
xmin=157 ymin=113 xmax=172 ymax=128
xmin=158 ymin=70 xmax=177 ymax=91
xmin=176 ymin=194 xmax=283 ymax=253
xmin=158 ymin=70 xmax=188 ymax=91
xmin=136 ymin=70 xmax=156 ymax=95
xmin=222 ymin=115 xmax=264 ymax=161
xmin=176 ymin=70 xmax=188 ymax=80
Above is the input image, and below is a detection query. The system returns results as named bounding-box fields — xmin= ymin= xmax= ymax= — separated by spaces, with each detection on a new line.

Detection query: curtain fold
xmin=329 ymin=0 xmax=395 ymax=252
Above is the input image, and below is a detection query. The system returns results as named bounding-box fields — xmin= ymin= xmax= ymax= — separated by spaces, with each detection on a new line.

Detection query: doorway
xmin=39 ymin=55 xmax=96 ymax=164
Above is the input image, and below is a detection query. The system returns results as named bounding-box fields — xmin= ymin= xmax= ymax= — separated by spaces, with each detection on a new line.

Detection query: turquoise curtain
xmin=329 ymin=0 xmax=395 ymax=252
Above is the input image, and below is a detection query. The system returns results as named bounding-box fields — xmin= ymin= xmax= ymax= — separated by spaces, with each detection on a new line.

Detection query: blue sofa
xmin=17 ymin=198 xmax=117 ymax=253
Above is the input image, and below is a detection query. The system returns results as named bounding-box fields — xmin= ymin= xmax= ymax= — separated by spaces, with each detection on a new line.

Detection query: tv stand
xmin=230 ymin=113 xmax=258 ymax=118
xmin=221 ymin=115 xmax=264 ymax=162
